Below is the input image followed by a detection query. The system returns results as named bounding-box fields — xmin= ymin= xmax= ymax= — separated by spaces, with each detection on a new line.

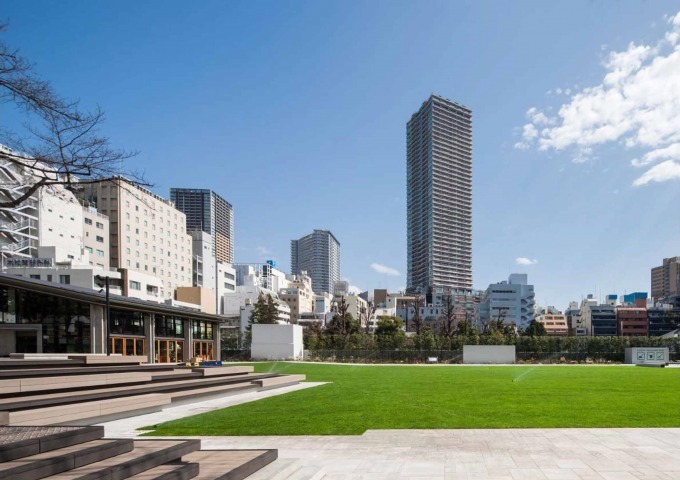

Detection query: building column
xmin=214 ymin=321 xmax=221 ymax=361
xmin=90 ymin=305 xmax=105 ymax=354
xmin=145 ymin=313 xmax=154 ymax=363
xmin=184 ymin=319 xmax=192 ymax=362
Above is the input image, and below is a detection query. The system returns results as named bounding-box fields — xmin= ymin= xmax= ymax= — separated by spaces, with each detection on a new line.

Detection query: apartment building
xmin=536 ymin=312 xmax=568 ymax=336
xmin=77 ymin=178 xmax=192 ymax=300
xmin=407 ymin=94 xmax=473 ymax=294
xmin=279 ymin=272 xmax=315 ymax=323
xmin=616 ymin=307 xmax=648 ymax=336
xmin=291 ymin=230 xmax=340 ymax=295
xmin=651 ymin=257 xmax=680 ymax=302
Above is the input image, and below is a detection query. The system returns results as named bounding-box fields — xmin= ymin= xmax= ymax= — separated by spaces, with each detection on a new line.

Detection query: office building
xmin=479 ymin=274 xmax=535 ymax=330
xmin=170 ymin=188 xmax=234 ymax=264
xmin=536 ymin=311 xmax=568 ymax=336
xmin=648 ymin=306 xmax=680 ymax=336
xmin=406 ymin=94 xmax=472 ymax=295
xmin=290 ymin=230 xmax=340 ymax=295
xmin=621 ymin=292 xmax=648 ymax=308
xmin=579 ymin=298 xmax=617 ymax=336
xmin=77 ymin=178 xmax=192 ymax=300
xmin=651 ymin=257 xmax=680 ymax=302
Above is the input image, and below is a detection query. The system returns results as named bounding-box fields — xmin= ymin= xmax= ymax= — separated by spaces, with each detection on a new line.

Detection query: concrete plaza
xmin=100 ymin=387 xmax=680 ymax=480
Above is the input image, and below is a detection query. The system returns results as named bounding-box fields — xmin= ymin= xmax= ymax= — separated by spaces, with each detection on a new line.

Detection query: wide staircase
xmin=0 ymin=356 xmax=305 ymax=426
xmin=0 ymin=425 xmax=279 ymax=480
xmin=0 ymin=357 xmax=327 ymax=479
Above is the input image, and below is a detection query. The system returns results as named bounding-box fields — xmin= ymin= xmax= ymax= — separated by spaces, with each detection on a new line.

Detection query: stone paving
xmin=198 ymin=428 xmax=680 ymax=480
xmin=99 ymin=385 xmax=680 ymax=479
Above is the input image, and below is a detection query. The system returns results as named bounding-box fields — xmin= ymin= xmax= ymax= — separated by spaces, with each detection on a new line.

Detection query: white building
xmin=76 ymin=178 xmax=193 ymax=300
xmin=279 ymin=271 xmax=315 ymax=323
xmin=223 ymin=285 xmax=291 ymax=323
xmin=216 ymin=262 xmax=236 ymax=314
xmin=479 ymin=274 xmax=536 ymax=331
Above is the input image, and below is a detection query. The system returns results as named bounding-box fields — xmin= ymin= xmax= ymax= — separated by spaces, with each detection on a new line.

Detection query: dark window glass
xmin=155 ymin=315 xmax=185 ymax=338
xmin=110 ymin=309 xmax=145 ymax=336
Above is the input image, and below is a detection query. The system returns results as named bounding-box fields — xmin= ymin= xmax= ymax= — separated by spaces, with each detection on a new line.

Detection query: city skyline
xmin=2 ymin=2 xmax=679 ymax=309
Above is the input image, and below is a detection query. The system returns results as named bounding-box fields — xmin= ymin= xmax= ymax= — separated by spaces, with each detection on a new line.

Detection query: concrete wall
xmin=251 ymin=324 xmax=303 ymax=360
xmin=463 ymin=345 xmax=516 ymax=364
xmin=624 ymin=347 xmax=669 ymax=365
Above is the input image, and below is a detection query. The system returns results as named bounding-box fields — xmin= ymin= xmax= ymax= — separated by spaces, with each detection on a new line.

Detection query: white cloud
xmin=370 ymin=262 xmax=400 ymax=276
xmin=514 ymin=10 xmax=680 ymax=187
xmin=256 ymin=246 xmax=272 ymax=256
xmin=516 ymin=257 xmax=538 ymax=266
xmin=632 ymin=159 xmax=680 ymax=186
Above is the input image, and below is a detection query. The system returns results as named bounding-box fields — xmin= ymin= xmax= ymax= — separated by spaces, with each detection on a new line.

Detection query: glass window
xmin=84 ymin=218 xmax=93 ymax=225
xmin=110 ymin=309 xmax=145 ymax=336
xmin=155 ymin=315 xmax=185 ymax=338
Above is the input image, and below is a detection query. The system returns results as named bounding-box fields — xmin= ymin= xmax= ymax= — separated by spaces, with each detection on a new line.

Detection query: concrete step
xmin=0 ymin=439 xmax=133 ymax=480
xmin=286 ymin=466 xmax=326 ymax=480
xmin=191 ymin=366 xmax=254 ymax=377
xmin=252 ymin=375 xmax=305 ymax=390
xmin=3 ymin=393 xmax=171 ymax=426
xmin=0 ymin=426 xmax=105 ymax=462
xmin=184 ymin=449 xmax=277 ymax=480
xmin=47 ymin=439 xmax=201 ymax=480
xmin=126 ymin=462 xmax=199 ymax=480
xmin=244 ymin=458 xmax=302 ymax=480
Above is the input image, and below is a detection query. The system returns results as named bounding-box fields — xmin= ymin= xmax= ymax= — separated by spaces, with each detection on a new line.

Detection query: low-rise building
xmin=536 ymin=312 xmax=568 ymax=336
xmin=0 ymin=273 xmax=222 ymax=361
xmin=616 ymin=307 xmax=648 ymax=336
xmin=279 ymin=271 xmax=315 ymax=323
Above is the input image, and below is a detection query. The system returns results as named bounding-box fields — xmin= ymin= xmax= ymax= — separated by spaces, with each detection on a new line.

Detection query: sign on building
xmin=4 ymin=257 xmax=54 ymax=268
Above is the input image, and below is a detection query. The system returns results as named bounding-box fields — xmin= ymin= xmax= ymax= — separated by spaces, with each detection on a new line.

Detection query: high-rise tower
xmin=406 ymin=94 xmax=472 ymax=295
xmin=170 ymin=188 xmax=234 ymax=264
xmin=290 ymin=229 xmax=340 ymax=295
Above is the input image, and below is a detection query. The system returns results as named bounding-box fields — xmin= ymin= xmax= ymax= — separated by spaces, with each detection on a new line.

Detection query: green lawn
xmin=144 ymin=363 xmax=680 ymax=436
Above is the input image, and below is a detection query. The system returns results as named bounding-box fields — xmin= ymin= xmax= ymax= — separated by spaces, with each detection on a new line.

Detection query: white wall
xmin=251 ymin=324 xmax=304 ymax=360
xmin=463 ymin=345 xmax=516 ymax=364
xmin=38 ymin=186 xmax=84 ymax=262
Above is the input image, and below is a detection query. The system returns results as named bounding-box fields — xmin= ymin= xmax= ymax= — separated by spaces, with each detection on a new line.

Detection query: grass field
xmin=144 ymin=362 xmax=680 ymax=436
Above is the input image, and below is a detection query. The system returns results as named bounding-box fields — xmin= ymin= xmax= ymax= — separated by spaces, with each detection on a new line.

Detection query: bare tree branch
xmin=0 ymin=23 xmax=144 ymax=208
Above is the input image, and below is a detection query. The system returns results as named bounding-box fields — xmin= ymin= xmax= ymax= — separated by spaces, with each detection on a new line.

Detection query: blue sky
xmin=3 ymin=1 xmax=680 ymax=309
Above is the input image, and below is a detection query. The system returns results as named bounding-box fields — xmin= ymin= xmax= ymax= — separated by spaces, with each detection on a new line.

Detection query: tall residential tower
xmin=406 ymin=94 xmax=472 ymax=296
xmin=170 ymin=188 xmax=234 ymax=264
xmin=290 ymin=229 xmax=340 ymax=295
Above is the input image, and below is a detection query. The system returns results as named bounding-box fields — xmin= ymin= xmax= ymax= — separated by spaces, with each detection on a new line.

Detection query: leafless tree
xmin=438 ymin=289 xmax=456 ymax=338
xmin=361 ymin=302 xmax=377 ymax=334
xmin=0 ymin=24 xmax=143 ymax=208
xmin=411 ymin=294 xmax=424 ymax=334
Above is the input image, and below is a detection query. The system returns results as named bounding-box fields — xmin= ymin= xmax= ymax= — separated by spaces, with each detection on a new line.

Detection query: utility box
xmin=625 ymin=347 xmax=669 ymax=366
xmin=251 ymin=324 xmax=304 ymax=360
xmin=463 ymin=345 xmax=516 ymax=364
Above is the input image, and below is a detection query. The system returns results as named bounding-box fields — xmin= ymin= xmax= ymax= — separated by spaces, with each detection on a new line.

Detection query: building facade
xmin=536 ymin=311 xmax=568 ymax=336
xmin=279 ymin=272 xmax=315 ymax=323
xmin=290 ymin=230 xmax=340 ymax=295
xmin=616 ymin=307 xmax=648 ymax=336
xmin=170 ymin=188 xmax=234 ymax=264
xmin=651 ymin=257 xmax=680 ymax=302
xmin=406 ymin=94 xmax=472 ymax=295
xmin=479 ymin=274 xmax=535 ymax=330
xmin=77 ymin=179 xmax=192 ymax=300
xmin=0 ymin=273 xmax=221 ymax=361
